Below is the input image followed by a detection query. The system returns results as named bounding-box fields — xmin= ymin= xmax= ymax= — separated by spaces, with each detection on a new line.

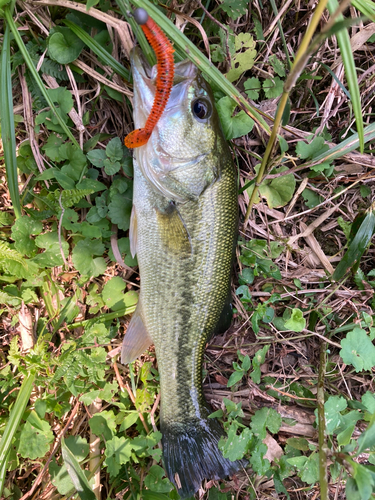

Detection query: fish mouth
xmin=131 ymin=47 xmax=198 ymax=129
xmin=131 ymin=47 xmax=210 ymax=201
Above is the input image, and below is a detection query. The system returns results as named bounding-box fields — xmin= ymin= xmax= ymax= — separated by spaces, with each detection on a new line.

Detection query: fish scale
xmin=122 ymin=47 xmax=244 ymax=498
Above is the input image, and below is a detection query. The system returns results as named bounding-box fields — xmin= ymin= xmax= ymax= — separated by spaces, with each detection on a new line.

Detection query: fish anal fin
xmin=129 ymin=206 xmax=138 ymax=258
xmin=156 ymin=204 xmax=192 ymax=254
xmin=121 ymin=305 xmax=152 ymax=364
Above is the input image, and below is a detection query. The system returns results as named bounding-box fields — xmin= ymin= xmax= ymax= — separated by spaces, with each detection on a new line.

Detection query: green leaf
xmin=61 ymin=437 xmax=96 ymax=500
xmin=132 ymin=431 xmax=162 ymax=461
xmin=340 ymin=327 xmax=375 ymax=372
xmin=141 ymin=492 xmax=173 ymax=500
xmin=251 ymin=344 xmax=270 ymax=384
xmin=18 ymin=411 xmax=54 ymax=459
xmin=337 ymin=424 xmax=355 ymax=446
xmin=102 ymin=276 xmax=126 ymax=309
xmin=284 ymin=308 xmax=306 ymax=332
xmin=351 ymin=461 xmax=374 ymax=500
xmin=107 ymin=193 xmax=132 ymax=231
xmin=247 ymin=165 xmax=296 ymax=209
xmin=11 ymin=216 xmax=43 ymax=257
xmin=263 ymin=76 xmax=284 ymax=98
xmin=219 ymin=423 xmax=252 ymax=461
xmin=104 ymin=436 xmax=133 ymax=477
xmin=345 ymin=477 xmax=362 ymax=500
xmin=216 ymin=96 xmax=254 ymax=140
xmin=358 ymin=422 xmax=375 ymax=454
xmin=236 ymin=284 xmax=252 ymax=302
xmin=89 ymin=411 xmax=117 ymax=441
xmin=87 ymin=149 xmax=107 ymax=168
xmin=48 ymin=28 xmax=85 ymax=64
xmin=207 ymin=486 xmax=230 ymax=500
xmin=302 ymin=188 xmax=323 ymax=208
xmin=72 ymin=238 xmax=107 ymax=277
xmin=219 ymin=0 xmax=248 ymax=19
xmin=49 ymin=460 xmax=76 ymax=495
xmin=360 ymin=185 xmax=371 ymax=198
xmin=102 ymin=276 xmax=138 ymax=312
xmin=288 ymin=453 xmax=319 ymax=484
xmin=106 ymin=137 xmax=124 ymax=161
xmin=226 ymin=33 xmax=256 ymax=82
xmin=296 ymin=136 xmax=329 ymax=160
xmin=324 ymin=396 xmax=347 ymax=434
xmin=58 ymin=142 xmax=87 ymax=180
xmin=43 ymin=133 xmax=65 ymax=161
xmin=269 ymin=55 xmax=286 ymax=77
xmin=0 ymin=211 xmax=13 ymax=227
xmin=251 ymin=407 xmax=281 ymax=439
xmin=227 ymin=370 xmax=244 ymax=388
xmin=362 ymin=392 xmax=375 ymax=413
xmin=244 ymin=77 xmax=261 ymax=100
xmin=242 ymin=354 xmax=251 ymax=372
xmin=144 ymin=465 xmax=173 ymax=493
xmin=64 ymin=436 xmax=89 ymax=463
xmin=333 ymin=210 xmax=375 ymax=280
xmin=286 ymin=437 xmax=310 ymax=451
xmin=49 ymin=86 xmax=75 ymax=115
xmin=103 ymin=158 xmax=121 ymax=176
xmin=249 ymin=442 xmax=269 ymax=475
xmin=32 ymin=231 xmax=69 ymax=268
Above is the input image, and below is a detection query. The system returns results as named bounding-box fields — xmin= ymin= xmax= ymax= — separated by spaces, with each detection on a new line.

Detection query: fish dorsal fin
xmin=129 ymin=206 xmax=138 ymax=258
xmin=121 ymin=304 xmax=152 ymax=364
xmin=156 ymin=204 xmax=192 ymax=254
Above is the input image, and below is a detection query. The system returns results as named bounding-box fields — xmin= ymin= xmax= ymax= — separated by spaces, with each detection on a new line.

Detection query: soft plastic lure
xmin=124 ymin=8 xmax=175 ymax=148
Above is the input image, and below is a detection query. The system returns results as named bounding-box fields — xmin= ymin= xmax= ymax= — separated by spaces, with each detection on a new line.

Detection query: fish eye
xmin=191 ymin=98 xmax=212 ymax=122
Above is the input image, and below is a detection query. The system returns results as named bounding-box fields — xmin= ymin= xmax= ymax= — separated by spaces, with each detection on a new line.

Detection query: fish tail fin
xmin=161 ymin=417 xmax=246 ymax=499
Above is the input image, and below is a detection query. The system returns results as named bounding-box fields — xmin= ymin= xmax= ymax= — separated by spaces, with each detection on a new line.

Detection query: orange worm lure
xmin=124 ymin=8 xmax=175 ymax=148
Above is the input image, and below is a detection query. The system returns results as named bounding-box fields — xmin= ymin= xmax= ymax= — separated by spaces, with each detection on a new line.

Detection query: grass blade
xmin=61 ymin=438 xmax=96 ymax=500
xmin=115 ymin=0 xmax=270 ymax=133
xmin=0 ymin=370 xmax=36 ymax=497
xmin=327 ymin=0 xmax=364 ymax=153
xmin=308 ymin=120 xmax=375 ymax=165
xmin=63 ymin=20 xmax=131 ymax=81
xmin=0 ymin=24 xmax=22 ymax=218
xmin=67 ymin=304 xmax=137 ymax=330
xmin=333 ymin=208 xmax=375 ymax=280
xmin=352 ymin=0 xmax=375 ymax=21
xmin=0 ymin=451 xmax=9 ymax=498
xmin=4 ymin=7 xmax=79 ymax=148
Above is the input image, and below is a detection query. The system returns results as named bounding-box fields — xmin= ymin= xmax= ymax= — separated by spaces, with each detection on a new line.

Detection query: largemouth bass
xmin=122 ymin=47 xmax=243 ymax=498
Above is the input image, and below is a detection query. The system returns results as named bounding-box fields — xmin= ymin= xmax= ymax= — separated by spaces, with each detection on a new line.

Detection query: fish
xmin=122 ymin=46 xmax=243 ymax=498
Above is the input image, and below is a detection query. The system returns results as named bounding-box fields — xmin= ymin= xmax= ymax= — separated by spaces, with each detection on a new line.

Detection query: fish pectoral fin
xmin=121 ymin=305 xmax=152 ymax=364
xmin=129 ymin=206 xmax=138 ymax=258
xmin=156 ymin=204 xmax=192 ymax=254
